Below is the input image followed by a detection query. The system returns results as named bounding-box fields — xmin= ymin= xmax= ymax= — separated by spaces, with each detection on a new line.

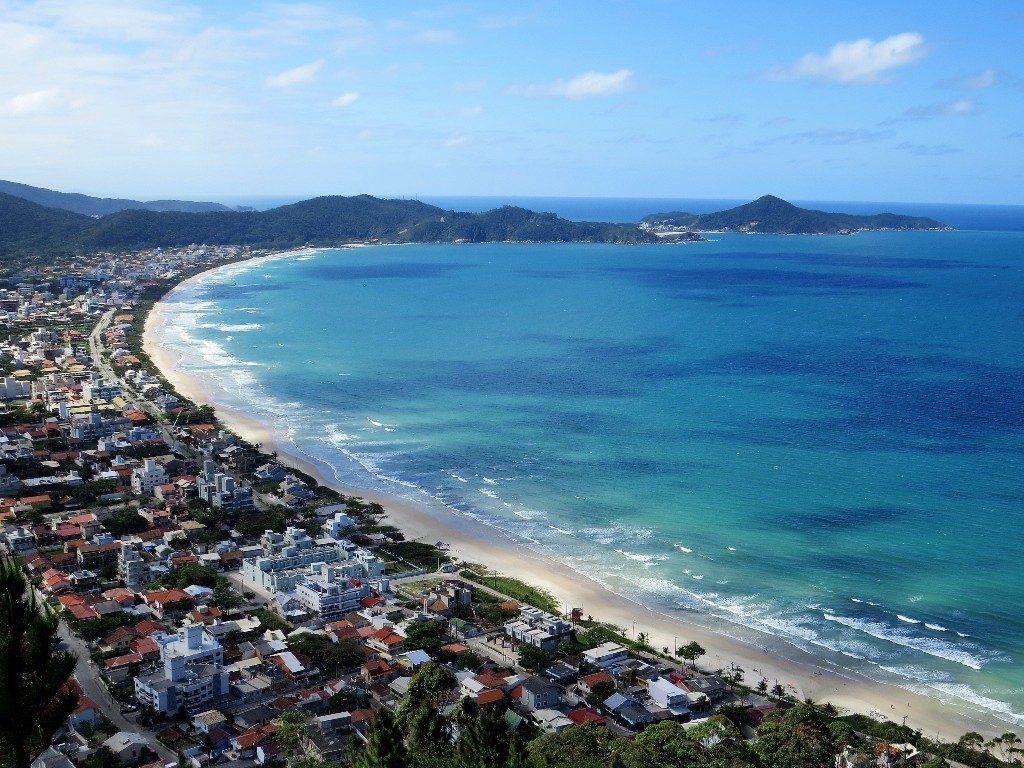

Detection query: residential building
xmin=505 ymin=606 xmax=573 ymax=653
xmin=133 ymin=624 xmax=229 ymax=714
xmin=131 ymin=457 xmax=168 ymax=496
xmin=583 ymin=641 xmax=631 ymax=669
xmin=241 ymin=526 xmax=384 ymax=593
xmin=197 ymin=459 xmax=253 ymax=511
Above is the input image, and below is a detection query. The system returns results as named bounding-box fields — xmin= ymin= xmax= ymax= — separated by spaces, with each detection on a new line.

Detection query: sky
xmin=1 ymin=0 xmax=1022 ymax=204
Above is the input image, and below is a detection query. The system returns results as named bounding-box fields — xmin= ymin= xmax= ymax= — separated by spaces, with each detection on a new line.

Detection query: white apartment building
xmin=505 ymin=607 xmax=574 ymax=653
xmin=241 ymin=527 xmax=384 ymax=594
xmin=131 ymin=458 xmax=168 ymax=496
xmin=133 ymin=625 xmax=229 ymax=714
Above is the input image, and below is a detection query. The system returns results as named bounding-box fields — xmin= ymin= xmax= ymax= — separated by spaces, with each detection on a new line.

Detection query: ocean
xmin=154 ymin=213 xmax=1024 ymax=729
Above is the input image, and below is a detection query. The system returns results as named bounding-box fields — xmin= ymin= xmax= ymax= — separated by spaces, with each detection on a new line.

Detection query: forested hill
xmin=642 ymin=195 xmax=947 ymax=234
xmin=0 ymin=193 xmax=656 ymax=262
xmin=0 ymin=179 xmax=233 ymax=216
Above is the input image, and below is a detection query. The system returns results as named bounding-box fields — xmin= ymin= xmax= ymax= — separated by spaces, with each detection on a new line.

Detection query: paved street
xmin=57 ymin=617 xmax=177 ymax=764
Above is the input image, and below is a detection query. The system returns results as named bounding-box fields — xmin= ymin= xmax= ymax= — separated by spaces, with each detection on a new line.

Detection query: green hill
xmin=642 ymin=195 xmax=947 ymax=234
xmin=0 ymin=192 xmax=94 ymax=260
xmin=0 ymin=179 xmax=233 ymax=216
xmin=0 ymin=192 xmax=655 ymax=263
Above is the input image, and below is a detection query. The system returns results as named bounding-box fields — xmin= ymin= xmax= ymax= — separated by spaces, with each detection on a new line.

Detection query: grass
xmin=459 ymin=567 xmax=560 ymax=614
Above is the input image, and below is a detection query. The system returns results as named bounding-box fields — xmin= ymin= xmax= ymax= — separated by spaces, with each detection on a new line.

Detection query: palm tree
xmin=0 ymin=556 xmax=79 ymax=768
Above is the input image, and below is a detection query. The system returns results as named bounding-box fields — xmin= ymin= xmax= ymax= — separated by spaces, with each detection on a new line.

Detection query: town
xmin=0 ymin=246 xmax=1010 ymax=768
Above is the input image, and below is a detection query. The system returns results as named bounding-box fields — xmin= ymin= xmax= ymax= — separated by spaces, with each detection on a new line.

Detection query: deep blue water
xmin=157 ymin=226 xmax=1024 ymax=729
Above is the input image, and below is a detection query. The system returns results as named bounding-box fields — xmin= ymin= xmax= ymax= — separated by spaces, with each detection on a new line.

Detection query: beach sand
xmin=142 ymin=256 xmax=1005 ymax=742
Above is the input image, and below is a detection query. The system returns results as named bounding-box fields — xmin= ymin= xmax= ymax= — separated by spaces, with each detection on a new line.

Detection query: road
xmin=56 ymin=611 xmax=178 ymax=763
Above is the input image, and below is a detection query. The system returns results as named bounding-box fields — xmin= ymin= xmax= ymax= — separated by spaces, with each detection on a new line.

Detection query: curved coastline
xmin=142 ymin=250 xmax=1010 ymax=742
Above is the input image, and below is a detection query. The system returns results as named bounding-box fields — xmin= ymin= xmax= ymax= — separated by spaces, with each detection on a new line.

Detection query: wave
xmin=925 ymin=623 xmax=950 ymax=632
xmin=897 ymin=615 xmax=921 ymax=624
xmin=822 ymin=612 xmax=990 ymax=670
xmin=478 ymin=487 xmax=499 ymax=499
xmin=482 ymin=477 xmax=498 ymax=485
xmin=674 ymin=544 xmax=693 ymax=553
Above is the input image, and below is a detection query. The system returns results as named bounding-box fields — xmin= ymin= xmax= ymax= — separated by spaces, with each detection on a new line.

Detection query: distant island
xmin=641 ymin=194 xmax=948 ymax=235
xmin=0 ymin=183 xmax=947 ymax=264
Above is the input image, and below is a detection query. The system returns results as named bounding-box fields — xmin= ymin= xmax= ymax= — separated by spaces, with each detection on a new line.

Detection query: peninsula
xmin=641 ymin=194 xmax=948 ymax=235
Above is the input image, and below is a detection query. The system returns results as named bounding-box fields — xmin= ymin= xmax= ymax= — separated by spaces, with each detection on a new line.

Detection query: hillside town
xmin=0 ymin=248 xmax=1003 ymax=768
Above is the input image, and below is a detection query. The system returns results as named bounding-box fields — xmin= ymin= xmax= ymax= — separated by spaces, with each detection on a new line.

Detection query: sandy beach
xmin=142 ymin=256 xmax=1006 ymax=742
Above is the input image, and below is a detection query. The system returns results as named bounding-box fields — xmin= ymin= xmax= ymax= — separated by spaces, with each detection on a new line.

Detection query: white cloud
xmin=331 ymin=92 xmax=359 ymax=107
xmin=444 ymin=134 xmax=468 ymax=147
xmin=941 ymin=69 xmax=999 ymax=89
xmin=768 ymin=32 xmax=927 ymax=84
xmin=0 ymin=88 xmax=59 ymax=116
xmin=512 ymin=68 xmax=635 ymax=99
xmin=265 ymin=60 xmax=323 ymax=88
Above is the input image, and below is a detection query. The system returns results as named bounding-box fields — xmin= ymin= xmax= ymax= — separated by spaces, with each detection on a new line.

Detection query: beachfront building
xmin=647 ymin=676 xmax=691 ymax=719
xmin=505 ymin=607 xmax=573 ymax=653
xmin=292 ymin=562 xmax=375 ymax=620
xmin=583 ymin=641 xmax=631 ymax=669
xmin=241 ymin=526 xmax=385 ymax=594
xmin=133 ymin=624 xmax=229 ymax=714
xmin=197 ymin=459 xmax=254 ymax=512
xmin=322 ymin=510 xmax=359 ymax=539
xmin=131 ymin=458 xmax=168 ymax=496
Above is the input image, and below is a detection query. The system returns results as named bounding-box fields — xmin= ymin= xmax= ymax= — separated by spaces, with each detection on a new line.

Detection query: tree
xmin=585 ymin=680 xmax=616 ymax=708
xmin=528 ymin=723 xmax=617 ymax=768
xmin=455 ymin=706 xmax=518 ymax=768
xmin=353 ymin=708 xmax=408 ymax=768
xmin=398 ymin=663 xmax=458 ymax=757
xmin=0 ymin=557 xmax=79 ymax=768
xmin=753 ymin=703 xmax=838 ymax=768
xmin=755 ymin=678 xmax=768 ymax=696
xmin=275 ymin=710 xmax=311 ymax=758
xmin=516 ymin=643 xmax=551 ymax=672
xmin=675 ymin=641 xmax=705 ymax=669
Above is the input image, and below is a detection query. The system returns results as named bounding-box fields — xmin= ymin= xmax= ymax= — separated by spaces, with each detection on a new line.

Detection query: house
xmin=647 ymin=676 xmax=690 ymax=719
xmin=101 ymin=732 xmax=148 ymax=764
xmin=514 ymin=677 xmax=563 ymax=711
xmin=532 ymin=709 xmax=574 ymax=734
xmin=567 ymin=707 xmax=606 ymax=726
xmin=193 ymin=709 xmax=228 ymax=734
xmin=361 ymin=659 xmax=395 ymax=684
xmin=365 ymin=626 xmax=405 ymax=657
xmin=603 ymin=693 xmax=654 ymax=731
xmin=583 ymin=641 xmax=631 ymax=669
xmin=578 ymin=670 xmax=615 ymax=697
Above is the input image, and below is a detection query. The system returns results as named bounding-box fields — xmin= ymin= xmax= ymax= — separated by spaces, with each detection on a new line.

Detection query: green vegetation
xmin=459 ymin=568 xmax=559 ymax=614
xmin=0 ymin=193 xmax=654 ymax=262
xmin=0 ymin=557 xmax=79 ymax=768
xmin=287 ymin=633 xmax=363 ymax=676
xmin=642 ymin=195 xmax=946 ymax=234
xmin=104 ymin=509 xmax=151 ymax=536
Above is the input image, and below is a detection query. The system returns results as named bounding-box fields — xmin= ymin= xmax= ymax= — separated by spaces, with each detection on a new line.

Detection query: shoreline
xmin=142 ymin=250 xmax=1007 ymax=742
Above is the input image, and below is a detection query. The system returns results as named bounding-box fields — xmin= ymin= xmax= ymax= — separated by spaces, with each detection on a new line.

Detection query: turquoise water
xmin=157 ymin=231 xmax=1024 ymax=727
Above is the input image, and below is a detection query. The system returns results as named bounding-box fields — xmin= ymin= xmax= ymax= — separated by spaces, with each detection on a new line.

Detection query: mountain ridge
xmin=0 ymin=179 xmax=235 ymax=216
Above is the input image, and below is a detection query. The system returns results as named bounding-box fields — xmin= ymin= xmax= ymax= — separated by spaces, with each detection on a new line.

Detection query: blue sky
xmin=1 ymin=1 xmax=1022 ymax=203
